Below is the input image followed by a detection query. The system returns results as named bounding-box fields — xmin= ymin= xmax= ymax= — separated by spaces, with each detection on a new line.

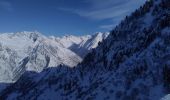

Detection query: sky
xmin=0 ymin=0 xmax=146 ymax=36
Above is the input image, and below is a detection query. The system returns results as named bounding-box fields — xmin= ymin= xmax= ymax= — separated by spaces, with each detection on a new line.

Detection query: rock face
xmin=0 ymin=0 xmax=170 ymax=100
xmin=0 ymin=31 xmax=109 ymax=82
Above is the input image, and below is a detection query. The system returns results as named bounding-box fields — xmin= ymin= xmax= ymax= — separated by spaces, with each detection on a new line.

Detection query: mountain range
xmin=0 ymin=31 xmax=109 ymax=82
xmin=0 ymin=0 xmax=170 ymax=100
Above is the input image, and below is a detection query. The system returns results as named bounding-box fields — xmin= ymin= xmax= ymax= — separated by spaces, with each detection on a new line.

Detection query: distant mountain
xmin=0 ymin=31 xmax=108 ymax=82
xmin=54 ymin=32 xmax=109 ymax=57
xmin=0 ymin=0 xmax=169 ymax=100
xmin=68 ymin=32 xmax=109 ymax=57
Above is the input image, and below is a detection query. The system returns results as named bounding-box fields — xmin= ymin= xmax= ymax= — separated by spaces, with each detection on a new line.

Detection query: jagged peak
xmin=14 ymin=31 xmax=42 ymax=37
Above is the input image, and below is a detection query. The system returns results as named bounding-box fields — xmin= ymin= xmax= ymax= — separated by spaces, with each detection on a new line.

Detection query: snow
xmin=55 ymin=35 xmax=91 ymax=48
xmin=1 ymin=0 xmax=169 ymax=100
xmin=0 ymin=31 xmax=109 ymax=83
xmin=162 ymin=27 xmax=170 ymax=34
xmin=161 ymin=94 xmax=170 ymax=100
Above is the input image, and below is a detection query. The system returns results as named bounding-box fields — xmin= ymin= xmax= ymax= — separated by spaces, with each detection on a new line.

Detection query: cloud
xmin=59 ymin=0 xmax=146 ymax=20
xmin=83 ymin=0 xmax=130 ymax=10
xmin=100 ymin=17 xmax=124 ymax=30
xmin=100 ymin=24 xmax=116 ymax=30
xmin=58 ymin=0 xmax=146 ymax=30
xmin=73 ymin=6 xmax=129 ymax=20
xmin=0 ymin=1 xmax=13 ymax=11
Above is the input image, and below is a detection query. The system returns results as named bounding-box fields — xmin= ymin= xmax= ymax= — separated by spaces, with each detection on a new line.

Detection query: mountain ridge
xmin=0 ymin=0 xmax=170 ymax=100
xmin=0 ymin=31 xmax=109 ymax=82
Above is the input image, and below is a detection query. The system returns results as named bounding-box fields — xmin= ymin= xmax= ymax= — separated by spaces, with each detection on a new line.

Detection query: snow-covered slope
xmin=0 ymin=31 xmax=108 ymax=82
xmin=68 ymin=32 xmax=109 ymax=57
xmin=161 ymin=94 xmax=170 ymax=100
xmin=1 ymin=0 xmax=169 ymax=100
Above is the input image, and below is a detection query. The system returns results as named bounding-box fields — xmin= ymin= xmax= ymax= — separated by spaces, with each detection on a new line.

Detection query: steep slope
xmin=0 ymin=0 xmax=169 ymax=100
xmin=0 ymin=31 xmax=82 ymax=82
xmin=68 ymin=32 xmax=109 ymax=57
xmin=0 ymin=32 xmax=108 ymax=82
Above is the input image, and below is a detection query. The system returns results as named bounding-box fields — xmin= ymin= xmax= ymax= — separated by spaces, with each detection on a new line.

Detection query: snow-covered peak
xmin=55 ymin=34 xmax=91 ymax=48
xmin=48 ymin=32 xmax=109 ymax=57
xmin=0 ymin=31 xmax=108 ymax=82
xmin=13 ymin=31 xmax=43 ymax=41
xmin=83 ymin=32 xmax=109 ymax=50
